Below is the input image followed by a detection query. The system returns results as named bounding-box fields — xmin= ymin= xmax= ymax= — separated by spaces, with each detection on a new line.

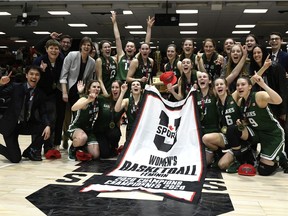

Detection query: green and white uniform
xmin=202 ymin=53 xmax=222 ymax=80
xmin=94 ymin=96 xmax=124 ymax=133
xmin=116 ymin=55 xmax=134 ymax=82
xmin=196 ymin=91 xmax=220 ymax=134
xmin=134 ymin=58 xmax=153 ymax=84
xmin=101 ymin=56 xmax=117 ymax=94
xmin=67 ymin=96 xmax=99 ymax=144
xmin=164 ymin=59 xmax=181 ymax=79
xmin=126 ymin=95 xmax=143 ymax=138
xmin=218 ymin=95 xmax=241 ymax=127
xmin=181 ymin=70 xmax=198 ymax=99
xmin=240 ymin=92 xmax=285 ymax=160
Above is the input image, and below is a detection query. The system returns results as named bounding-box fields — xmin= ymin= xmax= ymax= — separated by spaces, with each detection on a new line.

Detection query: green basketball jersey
xmin=116 ymin=55 xmax=134 ymax=81
xmin=94 ymin=96 xmax=124 ymax=133
xmin=101 ymin=56 xmax=117 ymax=93
xmin=196 ymin=91 xmax=219 ymax=134
xmin=240 ymin=92 xmax=280 ymax=132
xmin=218 ymin=95 xmax=241 ymax=127
xmin=68 ymin=97 xmax=99 ymax=133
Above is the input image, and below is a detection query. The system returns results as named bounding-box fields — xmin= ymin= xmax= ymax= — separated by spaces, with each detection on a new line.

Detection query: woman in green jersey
xmin=93 ymin=80 xmax=125 ymax=158
xmin=115 ymin=80 xmax=143 ymax=140
xmin=68 ymin=80 xmax=101 ymax=161
xmin=229 ymin=73 xmax=285 ymax=176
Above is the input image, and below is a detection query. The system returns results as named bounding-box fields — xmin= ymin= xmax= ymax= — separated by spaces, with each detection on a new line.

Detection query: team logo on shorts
xmin=153 ymin=111 xmax=181 ymax=152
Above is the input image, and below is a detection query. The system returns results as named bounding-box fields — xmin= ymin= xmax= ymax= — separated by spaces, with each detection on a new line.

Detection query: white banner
xmin=81 ymin=86 xmax=206 ymax=203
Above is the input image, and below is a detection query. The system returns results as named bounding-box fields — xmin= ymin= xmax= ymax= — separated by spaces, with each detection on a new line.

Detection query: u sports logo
xmin=154 ymin=111 xmax=181 ymax=152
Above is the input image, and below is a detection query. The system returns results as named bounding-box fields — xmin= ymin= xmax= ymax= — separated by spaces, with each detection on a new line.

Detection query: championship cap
xmin=160 ymin=71 xmax=177 ymax=86
xmin=238 ymin=163 xmax=256 ymax=176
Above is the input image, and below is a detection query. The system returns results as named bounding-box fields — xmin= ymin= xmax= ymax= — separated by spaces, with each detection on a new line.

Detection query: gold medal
xmin=109 ymin=122 xmax=115 ymax=129
xmin=238 ymin=124 xmax=245 ymax=131
xmin=221 ymin=126 xmax=227 ymax=134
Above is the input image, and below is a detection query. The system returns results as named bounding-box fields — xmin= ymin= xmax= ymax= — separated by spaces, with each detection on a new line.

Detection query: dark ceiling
xmin=0 ymin=0 xmax=288 ymax=52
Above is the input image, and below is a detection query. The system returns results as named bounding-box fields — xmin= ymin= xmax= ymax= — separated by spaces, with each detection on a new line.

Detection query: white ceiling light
xmin=80 ymin=31 xmax=98 ymax=34
xmin=68 ymin=23 xmax=88 ymax=27
xmin=0 ymin=12 xmax=11 ymax=15
xmin=176 ymin=10 xmax=198 ymax=14
xmin=129 ymin=31 xmax=146 ymax=34
xmin=33 ymin=31 xmax=50 ymax=34
xmin=232 ymin=31 xmax=251 ymax=34
xmin=243 ymin=9 xmax=268 ymax=13
xmin=15 ymin=40 xmax=28 ymax=43
xmin=0 ymin=46 xmax=8 ymax=48
xmin=123 ymin=10 xmax=133 ymax=15
xmin=180 ymin=31 xmax=197 ymax=34
xmin=125 ymin=25 xmax=143 ymax=29
xmin=235 ymin=25 xmax=255 ymax=28
xmin=48 ymin=11 xmax=71 ymax=15
xmin=179 ymin=23 xmax=198 ymax=27
xmin=0 ymin=32 xmax=6 ymax=35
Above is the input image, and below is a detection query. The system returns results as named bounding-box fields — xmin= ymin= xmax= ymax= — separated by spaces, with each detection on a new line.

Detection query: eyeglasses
xmin=270 ymin=37 xmax=280 ymax=41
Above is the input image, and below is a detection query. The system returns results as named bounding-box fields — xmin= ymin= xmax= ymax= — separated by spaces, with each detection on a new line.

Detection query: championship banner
xmin=81 ymin=86 xmax=206 ymax=203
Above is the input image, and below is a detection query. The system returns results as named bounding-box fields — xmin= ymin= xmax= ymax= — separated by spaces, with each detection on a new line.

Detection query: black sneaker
xmin=22 ymin=148 xmax=42 ymax=161
xmin=68 ymin=144 xmax=76 ymax=161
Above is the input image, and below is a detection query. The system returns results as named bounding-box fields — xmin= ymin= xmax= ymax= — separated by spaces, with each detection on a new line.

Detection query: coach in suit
xmin=59 ymin=36 xmax=96 ymax=107
xmin=0 ymin=66 xmax=51 ymax=163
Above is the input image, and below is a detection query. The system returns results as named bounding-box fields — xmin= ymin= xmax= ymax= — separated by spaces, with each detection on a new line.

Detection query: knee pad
xmin=258 ymin=161 xmax=277 ymax=176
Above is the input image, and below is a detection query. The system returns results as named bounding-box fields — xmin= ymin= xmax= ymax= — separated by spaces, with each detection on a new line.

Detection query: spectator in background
xmin=34 ymin=32 xmax=72 ymax=57
xmin=245 ymin=34 xmax=259 ymax=61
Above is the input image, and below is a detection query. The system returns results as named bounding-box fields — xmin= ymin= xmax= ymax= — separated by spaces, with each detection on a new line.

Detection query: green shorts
xmin=251 ymin=128 xmax=285 ymax=161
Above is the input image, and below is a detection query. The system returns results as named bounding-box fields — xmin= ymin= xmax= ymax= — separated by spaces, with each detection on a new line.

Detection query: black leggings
xmin=96 ymin=127 xmax=121 ymax=158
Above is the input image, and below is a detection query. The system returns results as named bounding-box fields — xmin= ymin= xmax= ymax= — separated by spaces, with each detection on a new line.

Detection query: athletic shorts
xmin=250 ymin=127 xmax=284 ymax=161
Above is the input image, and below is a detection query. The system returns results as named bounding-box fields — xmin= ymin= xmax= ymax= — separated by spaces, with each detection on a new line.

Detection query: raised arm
xmin=114 ymin=82 xmax=129 ymax=112
xmin=225 ymin=45 xmax=248 ymax=85
xmin=71 ymin=93 xmax=97 ymax=111
xmin=167 ymin=78 xmax=184 ymax=101
xmin=144 ymin=16 xmax=155 ymax=44
xmin=252 ymin=72 xmax=282 ymax=107
xmin=0 ymin=71 xmax=12 ymax=86
xmin=111 ymin=11 xmax=125 ymax=61
xmin=195 ymin=52 xmax=206 ymax=72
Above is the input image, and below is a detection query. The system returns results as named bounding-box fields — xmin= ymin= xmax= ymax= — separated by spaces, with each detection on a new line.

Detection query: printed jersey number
xmin=225 ymin=115 xmax=233 ymax=126
xmin=248 ymin=118 xmax=258 ymax=127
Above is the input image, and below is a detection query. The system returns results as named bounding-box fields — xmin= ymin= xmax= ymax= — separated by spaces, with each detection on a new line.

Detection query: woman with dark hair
xmin=249 ymin=45 xmax=286 ymax=122
xmin=199 ymin=38 xmax=224 ymax=80
xmin=222 ymin=38 xmax=235 ymax=67
xmin=95 ymin=40 xmax=117 ymax=96
xmin=179 ymin=38 xmax=197 ymax=66
xmin=164 ymin=44 xmax=181 ymax=78
xmin=67 ymin=80 xmax=101 ymax=161
xmin=245 ymin=34 xmax=259 ymax=61
xmin=93 ymin=80 xmax=125 ymax=158
xmin=202 ymin=77 xmax=254 ymax=171
xmin=227 ymin=75 xmax=285 ymax=176
xmin=167 ymin=58 xmax=201 ymax=101
xmin=115 ymin=80 xmax=143 ymax=140
xmin=221 ymin=44 xmax=249 ymax=92
xmin=126 ymin=43 xmax=154 ymax=85
xmin=60 ymin=36 xmax=96 ymax=106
